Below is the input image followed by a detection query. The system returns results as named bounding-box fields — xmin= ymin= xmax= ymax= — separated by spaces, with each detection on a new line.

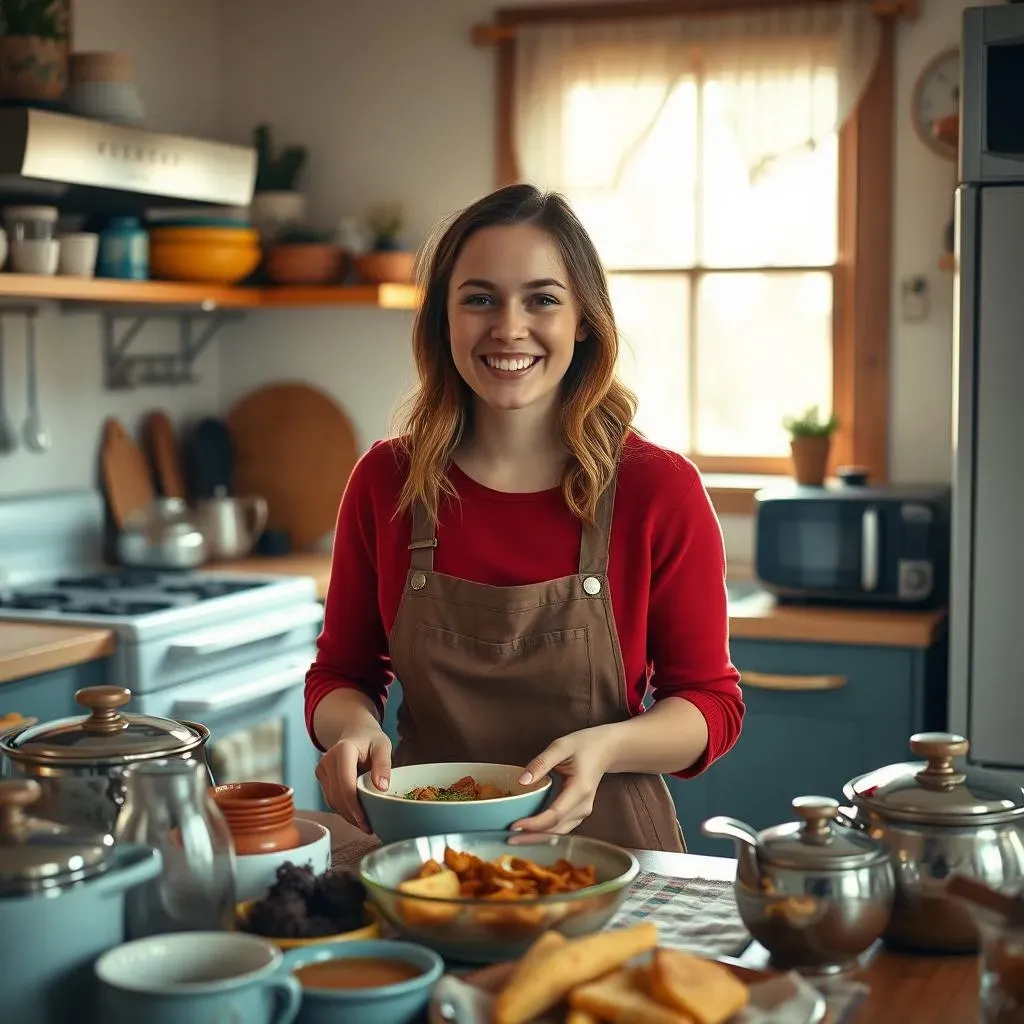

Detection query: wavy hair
xmin=394 ymin=183 xmax=637 ymax=525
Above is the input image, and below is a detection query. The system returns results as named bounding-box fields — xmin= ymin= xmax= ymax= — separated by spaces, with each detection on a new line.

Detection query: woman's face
xmin=446 ymin=223 xmax=586 ymax=415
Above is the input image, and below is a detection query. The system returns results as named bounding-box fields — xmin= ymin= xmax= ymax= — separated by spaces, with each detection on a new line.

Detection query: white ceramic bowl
xmin=10 ymin=238 xmax=59 ymax=275
xmin=356 ymin=762 xmax=552 ymax=845
xmin=234 ymin=817 xmax=332 ymax=902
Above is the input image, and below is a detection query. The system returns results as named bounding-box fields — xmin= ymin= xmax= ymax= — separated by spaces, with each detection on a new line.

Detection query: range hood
xmin=0 ymin=108 xmax=256 ymax=212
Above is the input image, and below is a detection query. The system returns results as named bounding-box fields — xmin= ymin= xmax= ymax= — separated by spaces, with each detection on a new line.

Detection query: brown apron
xmin=387 ymin=469 xmax=686 ymax=853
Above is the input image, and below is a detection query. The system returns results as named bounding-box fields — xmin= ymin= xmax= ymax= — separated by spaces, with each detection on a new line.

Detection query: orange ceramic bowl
xmin=150 ymin=240 xmax=261 ymax=284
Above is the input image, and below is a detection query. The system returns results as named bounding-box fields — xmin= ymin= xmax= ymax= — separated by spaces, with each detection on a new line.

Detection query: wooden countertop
xmin=207 ymin=553 xmax=947 ymax=649
xmin=0 ymin=623 xmax=115 ymax=685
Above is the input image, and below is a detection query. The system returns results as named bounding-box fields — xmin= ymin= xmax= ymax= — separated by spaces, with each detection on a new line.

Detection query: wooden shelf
xmin=0 ymin=275 xmax=419 ymax=310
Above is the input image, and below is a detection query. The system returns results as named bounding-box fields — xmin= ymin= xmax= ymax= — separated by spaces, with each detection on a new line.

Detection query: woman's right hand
xmin=315 ymin=722 xmax=393 ymax=834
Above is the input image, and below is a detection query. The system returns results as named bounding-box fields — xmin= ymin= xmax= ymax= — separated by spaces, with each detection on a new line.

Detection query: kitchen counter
xmin=301 ymin=809 xmax=981 ymax=1024
xmin=0 ymin=623 xmax=115 ymax=685
xmin=207 ymin=553 xmax=948 ymax=649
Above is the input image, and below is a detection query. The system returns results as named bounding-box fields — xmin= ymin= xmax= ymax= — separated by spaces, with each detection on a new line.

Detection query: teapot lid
xmin=0 ymin=780 xmax=113 ymax=895
xmin=845 ymin=733 xmax=1024 ymax=826
xmin=759 ymin=796 xmax=889 ymax=870
xmin=2 ymin=686 xmax=207 ymax=766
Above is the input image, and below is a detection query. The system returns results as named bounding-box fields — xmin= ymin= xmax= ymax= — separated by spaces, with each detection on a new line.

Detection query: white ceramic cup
xmin=58 ymin=232 xmax=99 ymax=277
xmin=10 ymin=238 xmax=59 ymax=275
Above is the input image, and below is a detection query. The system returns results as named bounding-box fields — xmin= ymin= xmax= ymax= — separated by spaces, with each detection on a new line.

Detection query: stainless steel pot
xmin=0 ymin=685 xmax=211 ymax=834
xmin=117 ymin=496 xmax=208 ymax=570
xmin=841 ymin=732 xmax=1024 ymax=953
xmin=703 ymin=795 xmax=895 ymax=974
xmin=0 ymin=778 xmax=162 ymax=1024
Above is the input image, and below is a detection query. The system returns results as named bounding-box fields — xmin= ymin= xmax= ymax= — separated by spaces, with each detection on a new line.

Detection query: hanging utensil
xmin=0 ymin=319 xmax=17 ymax=455
xmin=22 ymin=313 xmax=50 ymax=453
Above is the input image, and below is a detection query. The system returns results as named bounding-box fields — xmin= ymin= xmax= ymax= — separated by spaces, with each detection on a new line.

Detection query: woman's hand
xmin=315 ymin=723 xmax=392 ymax=834
xmin=510 ymin=727 xmax=616 ymax=834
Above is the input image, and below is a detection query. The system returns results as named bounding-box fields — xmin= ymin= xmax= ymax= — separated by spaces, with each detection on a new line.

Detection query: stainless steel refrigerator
xmin=949 ymin=4 xmax=1024 ymax=783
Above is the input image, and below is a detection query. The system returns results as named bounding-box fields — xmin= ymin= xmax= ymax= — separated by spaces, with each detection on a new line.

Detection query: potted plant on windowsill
xmin=248 ymin=123 xmax=309 ymax=243
xmin=0 ymin=0 xmax=71 ymax=104
xmin=783 ymin=406 xmax=839 ymax=486
xmin=354 ymin=202 xmax=416 ymax=284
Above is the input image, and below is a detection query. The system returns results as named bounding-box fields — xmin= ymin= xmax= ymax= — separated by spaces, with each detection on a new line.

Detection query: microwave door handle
xmin=172 ymin=665 xmax=306 ymax=716
xmin=861 ymin=508 xmax=880 ymax=592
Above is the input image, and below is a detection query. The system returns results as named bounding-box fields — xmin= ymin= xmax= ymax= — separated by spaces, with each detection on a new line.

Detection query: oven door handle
xmin=168 ymin=604 xmax=324 ymax=657
xmin=173 ymin=665 xmax=306 ymax=715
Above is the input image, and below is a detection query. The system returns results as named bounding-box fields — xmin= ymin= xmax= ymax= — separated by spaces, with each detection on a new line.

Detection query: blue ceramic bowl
xmin=282 ymin=939 xmax=443 ymax=1024
xmin=357 ymin=762 xmax=552 ymax=844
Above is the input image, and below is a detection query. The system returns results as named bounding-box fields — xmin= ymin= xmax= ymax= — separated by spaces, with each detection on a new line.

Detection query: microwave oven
xmin=753 ymin=477 xmax=951 ymax=608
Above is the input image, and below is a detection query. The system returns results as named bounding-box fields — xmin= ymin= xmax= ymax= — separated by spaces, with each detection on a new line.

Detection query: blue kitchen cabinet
xmin=672 ymin=635 xmax=948 ymax=856
xmin=0 ymin=659 xmax=112 ymax=727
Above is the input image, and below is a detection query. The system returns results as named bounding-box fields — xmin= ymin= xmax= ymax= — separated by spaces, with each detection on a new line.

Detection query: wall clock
xmin=911 ymin=47 xmax=961 ymax=160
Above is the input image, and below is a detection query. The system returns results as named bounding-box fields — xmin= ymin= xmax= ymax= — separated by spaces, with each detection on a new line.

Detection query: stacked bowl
xmin=148 ymin=225 xmax=261 ymax=284
xmin=209 ymin=782 xmax=331 ymax=902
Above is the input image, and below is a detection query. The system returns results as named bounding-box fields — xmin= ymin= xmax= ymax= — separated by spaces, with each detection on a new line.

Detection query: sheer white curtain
xmin=513 ymin=2 xmax=881 ymax=193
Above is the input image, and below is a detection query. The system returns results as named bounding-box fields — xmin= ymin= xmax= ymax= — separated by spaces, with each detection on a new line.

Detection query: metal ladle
xmin=22 ymin=313 xmax=50 ymax=454
xmin=0 ymin=319 xmax=17 ymax=455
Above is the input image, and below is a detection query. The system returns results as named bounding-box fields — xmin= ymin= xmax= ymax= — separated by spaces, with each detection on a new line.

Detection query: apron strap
xmin=408 ymin=500 xmax=437 ymax=571
xmin=578 ymin=470 xmax=619 ymax=577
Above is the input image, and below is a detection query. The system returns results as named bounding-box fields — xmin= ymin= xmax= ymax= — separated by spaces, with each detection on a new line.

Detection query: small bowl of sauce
xmin=282 ymin=939 xmax=444 ymax=1024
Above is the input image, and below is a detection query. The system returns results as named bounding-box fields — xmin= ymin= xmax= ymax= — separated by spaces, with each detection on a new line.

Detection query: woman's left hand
xmin=510 ymin=727 xmax=617 ymax=834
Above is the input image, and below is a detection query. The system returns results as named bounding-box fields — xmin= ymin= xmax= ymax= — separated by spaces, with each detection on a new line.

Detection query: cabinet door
xmin=0 ymin=660 xmax=110 ymax=725
xmin=671 ymin=641 xmax=927 ymax=856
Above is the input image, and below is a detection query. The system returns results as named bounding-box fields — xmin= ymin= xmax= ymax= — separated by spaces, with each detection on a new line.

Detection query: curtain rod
xmin=470 ymin=0 xmax=916 ymax=45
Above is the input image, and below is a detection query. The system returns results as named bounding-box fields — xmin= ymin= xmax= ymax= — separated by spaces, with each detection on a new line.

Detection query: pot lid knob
xmin=910 ymin=732 xmax=969 ymax=790
xmin=76 ymin=685 xmax=132 ymax=735
xmin=792 ymin=796 xmax=840 ymax=845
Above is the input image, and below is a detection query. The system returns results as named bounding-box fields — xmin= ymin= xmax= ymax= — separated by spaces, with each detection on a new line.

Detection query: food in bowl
xmin=282 ymin=939 xmax=444 ymax=1024
xmin=357 ymin=762 xmax=552 ymax=844
xmin=482 ymin=923 xmax=750 ymax=1024
xmin=359 ymin=831 xmax=639 ymax=964
xmin=294 ymin=957 xmax=423 ymax=990
xmin=404 ymin=775 xmax=508 ymax=802
xmin=241 ymin=862 xmax=368 ymax=939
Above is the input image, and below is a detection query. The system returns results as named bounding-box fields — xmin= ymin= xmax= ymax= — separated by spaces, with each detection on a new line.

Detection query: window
xmin=563 ymin=71 xmax=837 ymax=461
xmin=482 ymin=1 xmax=896 ymax=497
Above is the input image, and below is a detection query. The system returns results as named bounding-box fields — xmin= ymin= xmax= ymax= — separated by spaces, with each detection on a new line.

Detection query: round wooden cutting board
xmin=226 ymin=382 xmax=359 ymax=551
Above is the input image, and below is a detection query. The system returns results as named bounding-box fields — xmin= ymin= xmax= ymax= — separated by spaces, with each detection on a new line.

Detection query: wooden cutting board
xmin=143 ymin=410 xmax=188 ymax=499
xmin=101 ymin=417 xmax=155 ymax=529
xmin=226 ymin=382 xmax=358 ymax=551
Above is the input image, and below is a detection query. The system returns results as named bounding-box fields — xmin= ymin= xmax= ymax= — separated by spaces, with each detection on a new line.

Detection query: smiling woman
xmin=305 ymin=184 xmax=744 ymax=854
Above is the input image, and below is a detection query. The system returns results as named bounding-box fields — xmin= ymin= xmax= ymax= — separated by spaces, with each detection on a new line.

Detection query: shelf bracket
xmin=101 ymin=309 xmax=241 ymax=390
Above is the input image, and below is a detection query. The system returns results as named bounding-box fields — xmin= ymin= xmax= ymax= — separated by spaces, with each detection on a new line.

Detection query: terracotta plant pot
xmin=790 ymin=435 xmax=831 ymax=486
xmin=355 ymin=250 xmax=416 ymax=284
xmin=0 ymin=36 xmax=68 ymax=102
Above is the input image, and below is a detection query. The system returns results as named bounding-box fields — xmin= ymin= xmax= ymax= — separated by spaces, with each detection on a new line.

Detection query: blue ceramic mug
xmin=94 ymin=931 xmax=300 ymax=1024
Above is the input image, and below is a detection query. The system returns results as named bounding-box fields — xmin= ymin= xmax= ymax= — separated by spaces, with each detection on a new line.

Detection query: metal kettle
xmin=195 ymin=486 xmax=268 ymax=560
xmin=117 ymin=497 xmax=208 ymax=570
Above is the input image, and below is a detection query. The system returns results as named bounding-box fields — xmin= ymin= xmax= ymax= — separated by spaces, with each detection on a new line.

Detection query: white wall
xmin=0 ymin=0 xmax=224 ymax=497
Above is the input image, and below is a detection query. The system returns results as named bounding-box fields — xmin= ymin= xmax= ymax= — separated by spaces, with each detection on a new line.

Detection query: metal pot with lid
xmin=0 ymin=684 xmax=211 ymax=833
xmin=702 ymin=795 xmax=895 ymax=974
xmin=0 ymin=778 xmax=161 ymax=1024
xmin=842 ymin=731 xmax=1024 ymax=953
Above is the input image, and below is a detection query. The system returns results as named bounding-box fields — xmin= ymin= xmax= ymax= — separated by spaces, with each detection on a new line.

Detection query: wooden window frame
xmin=478 ymin=0 xmax=900 ymax=512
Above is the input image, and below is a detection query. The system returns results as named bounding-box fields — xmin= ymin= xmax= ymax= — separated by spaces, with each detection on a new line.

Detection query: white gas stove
xmin=0 ymin=490 xmax=325 ymax=808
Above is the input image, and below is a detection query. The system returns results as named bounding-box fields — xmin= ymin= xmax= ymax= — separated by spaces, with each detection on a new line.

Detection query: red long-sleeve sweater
xmin=305 ymin=432 xmax=744 ymax=779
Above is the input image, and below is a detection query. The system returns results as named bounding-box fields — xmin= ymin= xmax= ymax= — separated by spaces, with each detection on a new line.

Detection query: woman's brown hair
xmin=394 ymin=183 xmax=637 ymax=525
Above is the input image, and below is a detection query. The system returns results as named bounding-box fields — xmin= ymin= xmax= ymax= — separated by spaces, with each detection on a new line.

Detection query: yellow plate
xmin=235 ymin=900 xmax=381 ymax=950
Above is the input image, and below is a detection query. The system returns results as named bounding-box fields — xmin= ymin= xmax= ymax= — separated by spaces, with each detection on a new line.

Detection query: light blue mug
xmin=94 ymin=931 xmax=300 ymax=1024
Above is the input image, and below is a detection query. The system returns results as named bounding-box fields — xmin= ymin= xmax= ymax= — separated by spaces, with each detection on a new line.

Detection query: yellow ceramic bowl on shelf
xmin=150 ymin=240 xmax=261 ymax=284
xmin=235 ymin=900 xmax=381 ymax=950
xmin=149 ymin=226 xmax=260 ymax=247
